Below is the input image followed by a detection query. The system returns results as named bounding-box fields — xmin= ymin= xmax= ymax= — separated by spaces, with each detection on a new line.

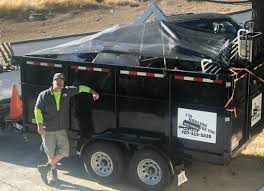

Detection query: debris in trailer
xmin=27 ymin=20 xmax=237 ymax=74
xmin=27 ymin=9 xmax=262 ymax=75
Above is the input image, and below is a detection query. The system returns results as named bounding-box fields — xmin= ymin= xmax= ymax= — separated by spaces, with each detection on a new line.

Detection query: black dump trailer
xmin=14 ymin=13 xmax=264 ymax=191
xmin=16 ymin=56 xmax=264 ymax=190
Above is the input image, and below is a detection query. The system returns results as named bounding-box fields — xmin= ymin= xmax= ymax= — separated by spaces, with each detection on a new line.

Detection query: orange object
xmin=8 ymin=83 xmax=23 ymax=120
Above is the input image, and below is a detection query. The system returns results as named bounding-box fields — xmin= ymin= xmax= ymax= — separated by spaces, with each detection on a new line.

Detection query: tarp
xmin=28 ymin=21 xmax=232 ymax=64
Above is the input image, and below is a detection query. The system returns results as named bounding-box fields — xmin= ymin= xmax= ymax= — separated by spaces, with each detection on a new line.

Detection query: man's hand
xmin=91 ymin=90 xmax=100 ymax=101
xmin=37 ymin=124 xmax=45 ymax=136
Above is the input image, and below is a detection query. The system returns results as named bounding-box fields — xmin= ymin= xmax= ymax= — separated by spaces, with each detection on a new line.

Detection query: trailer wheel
xmin=129 ymin=149 xmax=173 ymax=191
xmin=83 ymin=141 xmax=125 ymax=184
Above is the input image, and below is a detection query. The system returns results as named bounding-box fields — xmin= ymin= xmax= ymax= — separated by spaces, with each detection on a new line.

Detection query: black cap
xmin=53 ymin=73 xmax=65 ymax=81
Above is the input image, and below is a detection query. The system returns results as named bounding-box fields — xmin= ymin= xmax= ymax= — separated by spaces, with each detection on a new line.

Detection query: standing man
xmin=34 ymin=73 xmax=99 ymax=184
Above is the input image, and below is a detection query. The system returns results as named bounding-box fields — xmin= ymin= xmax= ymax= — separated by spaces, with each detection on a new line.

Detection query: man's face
xmin=52 ymin=79 xmax=64 ymax=90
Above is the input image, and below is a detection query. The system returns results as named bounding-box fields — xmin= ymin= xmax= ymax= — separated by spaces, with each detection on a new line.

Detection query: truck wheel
xmin=129 ymin=149 xmax=173 ymax=191
xmin=83 ymin=141 xmax=125 ymax=184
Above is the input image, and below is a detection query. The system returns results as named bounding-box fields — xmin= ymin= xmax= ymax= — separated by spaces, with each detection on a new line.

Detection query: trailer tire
xmin=83 ymin=141 xmax=125 ymax=184
xmin=129 ymin=148 xmax=173 ymax=191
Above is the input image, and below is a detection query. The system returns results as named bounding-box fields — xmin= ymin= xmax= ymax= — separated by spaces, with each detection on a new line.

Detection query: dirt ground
xmin=0 ymin=0 xmax=251 ymax=42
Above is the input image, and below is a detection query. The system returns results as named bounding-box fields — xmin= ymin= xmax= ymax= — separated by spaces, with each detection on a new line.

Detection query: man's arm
xmin=79 ymin=85 xmax=91 ymax=93
xmin=34 ymin=93 xmax=45 ymax=136
xmin=34 ymin=107 xmax=43 ymax=124
xmin=79 ymin=85 xmax=99 ymax=101
xmin=68 ymin=85 xmax=99 ymax=101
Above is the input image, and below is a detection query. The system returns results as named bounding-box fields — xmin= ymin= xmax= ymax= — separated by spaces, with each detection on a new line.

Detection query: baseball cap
xmin=53 ymin=73 xmax=65 ymax=81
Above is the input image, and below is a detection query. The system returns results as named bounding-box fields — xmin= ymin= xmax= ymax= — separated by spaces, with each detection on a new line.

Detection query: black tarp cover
xmin=28 ymin=21 xmax=231 ymax=64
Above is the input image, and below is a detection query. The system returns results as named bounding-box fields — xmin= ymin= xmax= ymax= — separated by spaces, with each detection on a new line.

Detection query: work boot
xmin=37 ymin=164 xmax=51 ymax=184
xmin=51 ymin=169 xmax=58 ymax=181
xmin=49 ymin=169 xmax=58 ymax=185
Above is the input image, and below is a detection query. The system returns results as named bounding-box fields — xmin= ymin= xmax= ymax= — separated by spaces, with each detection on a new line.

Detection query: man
xmin=34 ymin=73 xmax=99 ymax=184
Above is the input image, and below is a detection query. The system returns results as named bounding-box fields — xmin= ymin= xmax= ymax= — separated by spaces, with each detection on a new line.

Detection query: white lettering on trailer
xmin=251 ymin=93 xmax=262 ymax=127
xmin=177 ymin=108 xmax=217 ymax=144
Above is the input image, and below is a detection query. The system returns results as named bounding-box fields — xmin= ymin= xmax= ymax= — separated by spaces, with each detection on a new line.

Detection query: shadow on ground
xmin=0 ymin=132 xmax=139 ymax=191
xmin=167 ymin=155 xmax=264 ymax=191
xmin=1 ymin=131 xmax=264 ymax=191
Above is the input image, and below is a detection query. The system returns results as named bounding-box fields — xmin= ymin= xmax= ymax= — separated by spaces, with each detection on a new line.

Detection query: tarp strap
xmin=226 ymin=108 xmax=237 ymax=118
xmin=231 ymin=67 xmax=264 ymax=83
xmin=224 ymin=77 xmax=237 ymax=118
xmin=225 ymin=65 xmax=264 ymax=118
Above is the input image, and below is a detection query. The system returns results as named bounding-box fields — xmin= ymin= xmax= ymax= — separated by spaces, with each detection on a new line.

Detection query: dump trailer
xmin=13 ymin=8 xmax=264 ymax=191
xmin=16 ymin=50 xmax=264 ymax=191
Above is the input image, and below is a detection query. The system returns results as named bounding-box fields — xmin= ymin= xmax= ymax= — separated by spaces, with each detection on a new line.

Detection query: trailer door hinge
xmin=225 ymin=117 xmax=231 ymax=122
xmin=226 ymin=82 xmax=231 ymax=88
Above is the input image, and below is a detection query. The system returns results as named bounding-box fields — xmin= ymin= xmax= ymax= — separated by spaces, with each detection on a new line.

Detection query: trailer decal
xmin=174 ymin=75 xmax=223 ymax=84
xmin=177 ymin=108 xmax=217 ymax=144
xmin=70 ymin=65 xmax=111 ymax=73
xmin=120 ymin=70 xmax=164 ymax=78
xmin=26 ymin=61 xmax=62 ymax=68
xmin=251 ymin=93 xmax=262 ymax=127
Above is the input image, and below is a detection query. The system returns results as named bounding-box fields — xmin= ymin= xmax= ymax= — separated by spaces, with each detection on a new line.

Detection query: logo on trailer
xmin=253 ymin=103 xmax=260 ymax=115
xmin=177 ymin=108 xmax=217 ymax=144
xmin=179 ymin=120 xmax=201 ymax=132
